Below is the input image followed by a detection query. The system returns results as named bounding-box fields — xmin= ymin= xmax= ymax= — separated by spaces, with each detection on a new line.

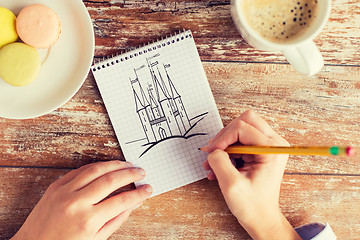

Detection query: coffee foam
xmin=242 ymin=0 xmax=318 ymax=43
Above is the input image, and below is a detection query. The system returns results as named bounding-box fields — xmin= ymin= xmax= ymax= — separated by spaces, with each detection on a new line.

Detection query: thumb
xmin=207 ymin=149 xmax=241 ymax=188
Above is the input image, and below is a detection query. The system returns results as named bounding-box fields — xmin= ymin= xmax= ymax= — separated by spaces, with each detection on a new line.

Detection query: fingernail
xmin=201 ymin=144 xmax=208 ymax=150
xmin=201 ymin=146 xmax=209 ymax=153
xmin=125 ymin=162 xmax=133 ymax=168
xmin=137 ymin=168 xmax=145 ymax=176
xmin=207 ymin=170 xmax=216 ymax=180
xmin=144 ymin=185 xmax=153 ymax=193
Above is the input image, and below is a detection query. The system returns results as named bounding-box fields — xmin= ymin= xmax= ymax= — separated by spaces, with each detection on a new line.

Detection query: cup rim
xmin=231 ymin=0 xmax=332 ymax=48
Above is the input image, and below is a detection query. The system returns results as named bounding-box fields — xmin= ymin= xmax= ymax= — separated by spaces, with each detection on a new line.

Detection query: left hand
xmin=11 ymin=161 xmax=153 ymax=240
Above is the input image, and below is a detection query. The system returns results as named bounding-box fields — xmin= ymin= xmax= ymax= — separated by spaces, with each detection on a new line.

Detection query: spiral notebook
xmin=91 ymin=30 xmax=223 ymax=196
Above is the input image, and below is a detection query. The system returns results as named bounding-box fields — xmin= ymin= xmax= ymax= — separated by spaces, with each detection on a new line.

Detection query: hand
xmin=202 ymin=110 xmax=301 ymax=240
xmin=11 ymin=161 xmax=153 ymax=240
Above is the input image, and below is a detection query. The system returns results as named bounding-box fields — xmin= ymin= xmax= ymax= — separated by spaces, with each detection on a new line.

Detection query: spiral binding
xmin=92 ymin=29 xmax=192 ymax=72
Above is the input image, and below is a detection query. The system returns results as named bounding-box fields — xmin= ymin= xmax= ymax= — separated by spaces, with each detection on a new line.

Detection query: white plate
xmin=0 ymin=0 xmax=94 ymax=119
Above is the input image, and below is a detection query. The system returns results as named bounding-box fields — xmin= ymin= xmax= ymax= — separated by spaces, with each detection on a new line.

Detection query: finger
xmin=240 ymin=110 xmax=290 ymax=147
xmin=202 ymin=118 xmax=250 ymax=152
xmin=96 ymin=185 xmax=152 ymax=223
xmin=202 ymin=121 xmax=235 ymax=150
xmin=203 ymin=119 xmax=273 ymax=153
xmin=207 ymin=149 xmax=242 ymax=189
xmin=239 ymin=110 xmax=278 ymax=138
xmin=210 ymin=126 xmax=227 ymax=143
xmin=203 ymin=160 xmax=217 ymax=180
xmin=95 ymin=208 xmax=133 ymax=240
xmin=242 ymin=151 xmax=289 ymax=173
xmin=67 ymin=161 xmax=133 ymax=191
xmin=78 ymin=168 xmax=146 ymax=204
xmin=53 ymin=163 xmax=102 ymax=187
xmin=207 ymin=170 xmax=217 ymax=180
xmin=203 ymin=160 xmax=211 ymax=171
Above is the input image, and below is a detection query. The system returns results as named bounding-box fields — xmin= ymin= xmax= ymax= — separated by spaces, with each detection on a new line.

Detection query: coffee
xmin=242 ymin=0 xmax=318 ymax=43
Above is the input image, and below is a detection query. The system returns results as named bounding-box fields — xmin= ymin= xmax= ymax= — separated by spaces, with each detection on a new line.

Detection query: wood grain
xmin=85 ymin=0 xmax=360 ymax=65
xmin=1 ymin=168 xmax=359 ymax=240
xmin=205 ymin=62 xmax=360 ymax=175
xmin=1 ymin=63 xmax=358 ymax=173
xmin=1 ymin=0 xmax=359 ymax=239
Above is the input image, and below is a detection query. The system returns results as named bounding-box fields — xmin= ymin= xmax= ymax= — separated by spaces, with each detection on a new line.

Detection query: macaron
xmin=0 ymin=43 xmax=41 ymax=87
xmin=16 ymin=4 xmax=61 ymax=49
xmin=0 ymin=7 xmax=18 ymax=48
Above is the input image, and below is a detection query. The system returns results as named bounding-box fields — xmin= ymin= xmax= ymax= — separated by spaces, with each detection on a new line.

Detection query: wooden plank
xmin=0 ymin=168 xmax=359 ymax=239
xmin=0 ymin=168 xmax=67 ymax=239
xmin=1 ymin=63 xmax=358 ymax=174
xmin=204 ymin=62 xmax=360 ymax=174
xmin=280 ymin=174 xmax=360 ymax=240
xmin=85 ymin=0 xmax=360 ymax=65
xmin=0 ymin=72 xmax=122 ymax=168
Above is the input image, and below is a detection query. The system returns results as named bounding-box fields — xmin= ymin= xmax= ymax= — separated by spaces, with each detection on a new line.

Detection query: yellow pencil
xmin=221 ymin=145 xmax=355 ymax=156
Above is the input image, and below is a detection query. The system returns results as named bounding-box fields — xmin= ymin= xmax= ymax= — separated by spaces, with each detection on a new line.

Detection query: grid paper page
xmin=92 ymin=30 xmax=223 ymax=196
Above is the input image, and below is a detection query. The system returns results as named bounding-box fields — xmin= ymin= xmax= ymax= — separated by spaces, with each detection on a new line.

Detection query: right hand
xmin=202 ymin=110 xmax=301 ymax=240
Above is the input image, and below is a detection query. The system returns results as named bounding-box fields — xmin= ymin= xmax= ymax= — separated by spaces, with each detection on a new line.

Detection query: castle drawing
xmin=130 ymin=57 xmax=191 ymax=144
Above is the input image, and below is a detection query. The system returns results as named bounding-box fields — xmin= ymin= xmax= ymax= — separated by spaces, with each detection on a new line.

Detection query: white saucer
xmin=0 ymin=0 xmax=94 ymax=119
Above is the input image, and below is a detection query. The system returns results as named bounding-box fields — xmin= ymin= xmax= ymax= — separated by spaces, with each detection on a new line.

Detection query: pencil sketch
xmin=126 ymin=53 xmax=208 ymax=157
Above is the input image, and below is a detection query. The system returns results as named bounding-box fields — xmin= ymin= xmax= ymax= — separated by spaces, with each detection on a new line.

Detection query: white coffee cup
xmin=231 ymin=0 xmax=332 ymax=76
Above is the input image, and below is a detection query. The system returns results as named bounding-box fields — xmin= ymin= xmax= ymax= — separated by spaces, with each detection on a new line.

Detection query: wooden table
xmin=1 ymin=0 xmax=359 ymax=239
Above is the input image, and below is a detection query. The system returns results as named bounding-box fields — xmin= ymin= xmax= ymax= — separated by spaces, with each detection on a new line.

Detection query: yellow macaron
xmin=0 ymin=7 xmax=18 ymax=48
xmin=0 ymin=43 xmax=41 ymax=87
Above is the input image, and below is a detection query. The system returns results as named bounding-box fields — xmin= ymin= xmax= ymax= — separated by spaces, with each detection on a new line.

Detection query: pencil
xmin=219 ymin=145 xmax=355 ymax=156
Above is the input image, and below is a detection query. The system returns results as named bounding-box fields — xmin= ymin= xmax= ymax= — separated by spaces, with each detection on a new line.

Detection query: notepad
xmin=91 ymin=30 xmax=223 ymax=196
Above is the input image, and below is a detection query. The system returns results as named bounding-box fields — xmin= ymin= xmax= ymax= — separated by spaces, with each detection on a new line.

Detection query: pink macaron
xmin=16 ymin=4 xmax=61 ymax=49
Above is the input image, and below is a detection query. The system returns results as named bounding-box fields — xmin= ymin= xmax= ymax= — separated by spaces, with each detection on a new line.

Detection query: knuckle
xmin=269 ymin=135 xmax=290 ymax=147
xmin=117 ymin=187 xmax=149 ymax=204
xmin=103 ymin=173 xmax=117 ymax=185
xmin=133 ymin=190 xmax=148 ymax=201
xmin=129 ymin=168 xmax=143 ymax=177
xmin=110 ymin=160 xmax=123 ymax=167
xmin=77 ymin=217 xmax=97 ymax=234
xmin=128 ymin=168 xmax=138 ymax=175
xmin=277 ymin=138 xmax=290 ymax=147
xmin=233 ymin=118 xmax=246 ymax=129
xmin=62 ymin=198 xmax=79 ymax=218
xmin=117 ymin=192 xmax=131 ymax=203
xmin=47 ymin=182 xmax=58 ymax=193
xmin=240 ymin=109 xmax=256 ymax=121
xmin=87 ymin=164 xmax=102 ymax=176
xmin=279 ymin=136 xmax=290 ymax=146
xmin=263 ymin=137 xmax=275 ymax=146
xmin=61 ymin=200 xmax=97 ymax=234
xmin=140 ymin=185 xmax=152 ymax=196
xmin=208 ymin=149 xmax=228 ymax=164
xmin=79 ymin=163 xmax=91 ymax=170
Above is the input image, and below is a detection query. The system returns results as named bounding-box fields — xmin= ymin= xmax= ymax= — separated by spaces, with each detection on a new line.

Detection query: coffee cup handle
xmin=282 ymin=41 xmax=324 ymax=76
